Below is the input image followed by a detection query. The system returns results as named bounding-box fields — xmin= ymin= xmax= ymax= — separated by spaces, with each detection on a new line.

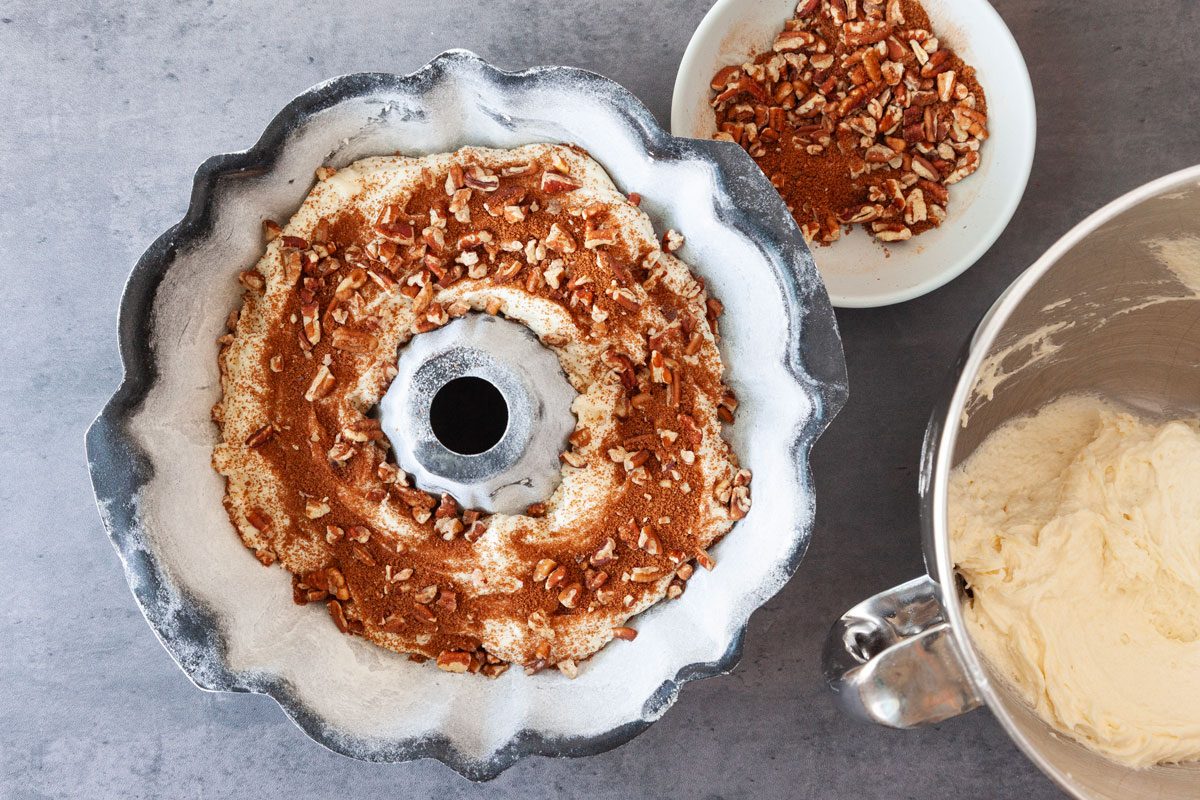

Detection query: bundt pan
xmin=85 ymin=50 xmax=847 ymax=780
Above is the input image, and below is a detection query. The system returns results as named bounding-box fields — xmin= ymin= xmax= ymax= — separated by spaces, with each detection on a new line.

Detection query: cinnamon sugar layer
xmin=212 ymin=144 xmax=750 ymax=676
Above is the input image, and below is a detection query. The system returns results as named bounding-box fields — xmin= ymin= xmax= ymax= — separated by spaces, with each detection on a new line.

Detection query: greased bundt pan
xmin=85 ymin=50 xmax=847 ymax=779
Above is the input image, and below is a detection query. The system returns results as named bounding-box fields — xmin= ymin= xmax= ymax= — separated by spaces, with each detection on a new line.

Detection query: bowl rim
xmin=670 ymin=0 xmax=1037 ymax=308
xmin=84 ymin=49 xmax=849 ymax=780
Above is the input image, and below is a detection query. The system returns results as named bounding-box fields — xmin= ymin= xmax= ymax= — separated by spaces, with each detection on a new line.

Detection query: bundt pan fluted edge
xmin=84 ymin=50 xmax=847 ymax=780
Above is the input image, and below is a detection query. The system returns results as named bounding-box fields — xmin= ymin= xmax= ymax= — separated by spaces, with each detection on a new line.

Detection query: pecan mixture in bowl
xmin=212 ymin=144 xmax=750 ymax=678
xmin=710 ymin=0 xmax=989 ymax=245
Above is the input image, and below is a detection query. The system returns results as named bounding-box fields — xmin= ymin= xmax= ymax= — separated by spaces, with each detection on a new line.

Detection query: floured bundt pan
xmin=86 ymin=50 xmax=846 ymax=779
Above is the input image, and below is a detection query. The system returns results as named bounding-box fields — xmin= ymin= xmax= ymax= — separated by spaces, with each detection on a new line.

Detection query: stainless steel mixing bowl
xmin=824 ymin=164 xmax=1200 ymax=799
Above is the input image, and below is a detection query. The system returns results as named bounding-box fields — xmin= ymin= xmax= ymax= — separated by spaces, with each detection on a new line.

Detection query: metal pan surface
xmin=86 ymin=50 xmax=847 ymax=780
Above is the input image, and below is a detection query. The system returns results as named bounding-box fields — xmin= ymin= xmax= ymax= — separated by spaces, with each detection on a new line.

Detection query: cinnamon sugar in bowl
xmin=673 ymin=0 xmax=1035 ymax=307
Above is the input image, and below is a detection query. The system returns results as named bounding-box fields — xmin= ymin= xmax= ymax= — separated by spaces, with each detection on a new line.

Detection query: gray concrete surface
xmin=4 ymin=1 xmax=1199 ymax=797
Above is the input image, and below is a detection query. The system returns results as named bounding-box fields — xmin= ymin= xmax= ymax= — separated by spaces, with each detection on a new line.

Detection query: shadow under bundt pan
xmin=85 ymin=50 xmax=847 ymax=779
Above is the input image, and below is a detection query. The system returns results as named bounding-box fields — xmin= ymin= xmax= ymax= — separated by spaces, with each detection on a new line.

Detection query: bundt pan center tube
xmin=382 ymin=313 xmax=577 ymax=515
xmin=85 ymin=50 xmax=846 ymax=780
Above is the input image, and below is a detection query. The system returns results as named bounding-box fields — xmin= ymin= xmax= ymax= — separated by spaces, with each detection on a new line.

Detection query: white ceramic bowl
xmin=672 ymin=0 xmax=1036 ymax=307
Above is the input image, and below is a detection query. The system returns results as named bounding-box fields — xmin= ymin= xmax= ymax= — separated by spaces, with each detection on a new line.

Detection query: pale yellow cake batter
xmin=950 ymin=395 xmax=1200 ymax=767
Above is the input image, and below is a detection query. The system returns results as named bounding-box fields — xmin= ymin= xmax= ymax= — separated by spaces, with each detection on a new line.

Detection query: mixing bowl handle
xmin=822 ymin=574 xmax=982 ymax=728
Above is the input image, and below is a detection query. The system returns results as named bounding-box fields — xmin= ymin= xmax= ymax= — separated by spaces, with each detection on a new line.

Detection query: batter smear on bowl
xmin=212 ymin=144 xmax=750 ymax=678
xmin=710 ymin=0 xmax=988 ymax=245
